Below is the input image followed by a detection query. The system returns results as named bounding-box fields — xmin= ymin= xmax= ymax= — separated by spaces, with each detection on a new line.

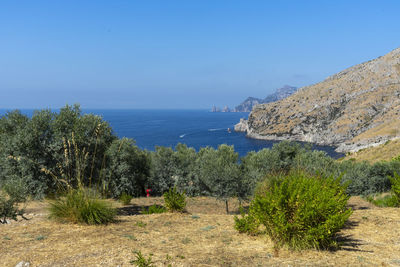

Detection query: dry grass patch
xmin=1 ymin=197 xmax=400 ymax=266
xmin=344 ymin=139 xmax=400 ymax=163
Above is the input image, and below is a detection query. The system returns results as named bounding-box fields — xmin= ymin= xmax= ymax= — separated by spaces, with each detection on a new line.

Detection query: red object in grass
xmin=146 ymin=189 xmax=151 ymax=197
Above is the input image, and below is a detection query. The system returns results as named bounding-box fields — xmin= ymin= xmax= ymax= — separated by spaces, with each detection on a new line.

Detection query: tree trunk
xmin=225 ymin=199 xmax=229 ymax=214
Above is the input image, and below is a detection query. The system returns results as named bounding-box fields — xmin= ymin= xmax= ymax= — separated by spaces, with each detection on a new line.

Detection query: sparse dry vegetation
xmin=344 ymin=138 xmax=400 ymax=162
xmin=3 ymin=106 xmax=400 ymax=266
xmin=1 ymin=197 xmax=400 ymax=266
xmin=247 ymin=48 xmax=400 ymax=151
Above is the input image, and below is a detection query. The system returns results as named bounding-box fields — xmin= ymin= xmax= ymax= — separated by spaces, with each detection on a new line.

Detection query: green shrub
xmin=105 ymin=138 xmax=150 ymax=198
xmin=233 ymin=208 xmax=260 ymax=235
xmin=119 ymin=192 xmax=133 ymax=205
xmin=0 ymin=180 xmax=28 ymax=224
xmin=339 ymin=160 xmax=395 ymax=196
xmin=390 ymin=172 xmax=400 ymax=206
xmin=148 ymin=146 xmax=177 ymax=195
xmin=0 ymin=192 xmax=25 ymax=224
xmin=1 ymin=178 xmax=29 ymax=203
xmin=142 ymin=204 xmax=166 ymax=214
xmin=365 ymin=194 xmax=398 ymax=207
xmin=238 ymin=170 xmax=352 ymax=250
xmin=49 ymin=189 xmax=116 ymax=225
xmin=130 ymin=250 xmax=154 ymax=267
xmin=163 ymin=187 xmax=186 ymax=212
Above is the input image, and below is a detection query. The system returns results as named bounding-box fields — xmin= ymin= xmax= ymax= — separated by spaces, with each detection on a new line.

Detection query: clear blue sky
xmin=1 ymin=0 xmax=399 ymax=109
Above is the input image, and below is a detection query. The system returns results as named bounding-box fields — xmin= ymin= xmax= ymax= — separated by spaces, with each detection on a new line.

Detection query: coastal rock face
xmin=234 ymin=85 xmax=297 ymax=112
xmin=234 ymin=118 xmax=249 ymax=132
xmin=237 ymin=47 xmax=400 ymax=152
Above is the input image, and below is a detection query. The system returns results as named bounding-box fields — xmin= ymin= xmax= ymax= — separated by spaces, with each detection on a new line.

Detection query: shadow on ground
xmin=117 ymin=204 xmax=168 ymax=216
xmin=116 ymin=205 xmax=143 ymax=216
xmin=335 ymin=233 xmax=372 ymax=253
xmin=331 ymin=218 xmax=372 ymax=253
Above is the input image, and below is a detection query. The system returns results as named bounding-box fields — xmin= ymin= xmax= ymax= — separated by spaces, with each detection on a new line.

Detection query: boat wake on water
xmin=208 ymin=128 xmax=225 ymax=132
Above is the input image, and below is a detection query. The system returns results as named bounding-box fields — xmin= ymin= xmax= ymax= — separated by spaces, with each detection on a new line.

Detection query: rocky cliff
xmin=236 ymin=47 xmax=400 ymax=153
xmin=234 ymin=85 xmax=297 ymax=112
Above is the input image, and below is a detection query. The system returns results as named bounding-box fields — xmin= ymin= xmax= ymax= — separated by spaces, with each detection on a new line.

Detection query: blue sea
xmin=0 ymin=109 xmax=343 ymax=158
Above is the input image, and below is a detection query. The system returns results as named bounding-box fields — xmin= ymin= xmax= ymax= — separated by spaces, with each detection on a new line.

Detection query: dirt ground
xmin=1 ymin=196 xmax=400 ymax=267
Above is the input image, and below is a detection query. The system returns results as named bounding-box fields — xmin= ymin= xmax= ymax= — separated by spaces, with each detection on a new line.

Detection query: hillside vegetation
xmin=343 ymin=138 xmax=400 ymax=163
xmin=2 ymin=105 xmax=400 ymax=266
xmin=1 ymin=104 xmax=400 ymax=200
xmin=238 ymin=47 xmax=400 ymax=153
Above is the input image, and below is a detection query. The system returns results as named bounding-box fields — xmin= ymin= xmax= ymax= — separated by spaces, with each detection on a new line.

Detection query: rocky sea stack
xmin=236 ymin=47 xmax=400 ymax=153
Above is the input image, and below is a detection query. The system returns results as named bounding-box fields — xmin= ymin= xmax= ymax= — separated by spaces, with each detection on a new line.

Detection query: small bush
xmin=119 ymin=192 xmax=133 ymax=205
xmin=0 ymin=192 xmax=25 ymax=224
xmin=0 ymin=180 xmax=28 ymax=224
xmin=233 ymin=208 xmax=260 ymax=235
xmin=1 ymin=179 xmax=29 ymax=203
xmin=366 ymin=194 xmax=398 ymax=207
xmin=163 ymin=187 xmax=186 ymax=212
xmin=142 ymin=204 xmax=166 ymax=214
xmin=49 ymin=189 xmax=116 ymax=225
xmin=389 ymin=172 xmax=400 ymax=206
xmin=130 ymin=250 xmax=154 ymax=267
xmin=238 ymin=170 xmax=352 ymax=250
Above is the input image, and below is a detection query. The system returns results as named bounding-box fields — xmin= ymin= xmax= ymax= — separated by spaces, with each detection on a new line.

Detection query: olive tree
xmin=195 ymin=144 xmax=241 ymax=213
xmin=104 ymin=138 xmax=150 ymax=198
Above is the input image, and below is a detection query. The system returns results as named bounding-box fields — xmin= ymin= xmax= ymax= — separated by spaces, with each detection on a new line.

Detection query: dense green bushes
xmin=236 ymin=171 xmax=352 ymax=250
xmin=369 ymin=172 xmax=400 ymax=207
xmin=0 ymin=105 xmax=117 ymax=198
xmin=0 ymin=105 xmax=149 ymax=199
xmin=389 ymin=172 xmax=400 ymax=205
xmin=339 ymin=160 xmax=396 ymax=195
xmin=105 ymin=138 xmax=150 ymax=198
xmin=1 ymin=106 xmax=400 ymax=202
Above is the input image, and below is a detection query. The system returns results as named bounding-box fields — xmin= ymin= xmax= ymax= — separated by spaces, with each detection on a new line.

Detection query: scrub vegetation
xmin=1 ymin=105 xmax=400 ymax=265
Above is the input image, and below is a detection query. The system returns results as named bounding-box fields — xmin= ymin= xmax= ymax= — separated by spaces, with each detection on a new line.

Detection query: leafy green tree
xmin=0 ymin=110 xmax=48 ymax=197
xmin=105 ymin=138 xmax=150 ymax=198
xmin=240 ymin=149 xmax=281 ymax=196
xmin=293 ymin=149 xmax=338 ymax=176
xmin=0 ymin=105 xmax=118 ymax=198
xmin=51 ymin=105 xmax=116 ymax=188
xmin=148 ymin=146 xmax=177 ymax=195
xmin=195 ymin=144 xmax=241 ymax=213
xmin=173 ymin=144 xmax=200 ymax=196
xmin=271 ymin=141 xmax=303 ymax=171
xmin=338 ymin=160 xmax=395 ymax=195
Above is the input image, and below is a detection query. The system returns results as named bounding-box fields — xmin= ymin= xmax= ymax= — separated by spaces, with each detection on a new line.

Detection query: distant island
xmin=211 ymin=85 xmax=297 ymax=112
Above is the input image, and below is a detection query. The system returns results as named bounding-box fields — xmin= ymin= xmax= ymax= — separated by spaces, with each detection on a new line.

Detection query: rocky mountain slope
xmin=235 ymin=47 xmax=400 ymax=152
xmin=234 ymin=85 xmax=297 ymax=112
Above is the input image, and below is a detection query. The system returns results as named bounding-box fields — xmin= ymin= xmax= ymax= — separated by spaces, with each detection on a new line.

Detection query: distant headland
xmin=211 ymin=85 xmax=297 ymax=113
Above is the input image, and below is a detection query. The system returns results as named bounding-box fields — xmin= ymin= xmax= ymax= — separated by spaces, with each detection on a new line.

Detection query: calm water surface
xmin=0 ymin=109 xmax=343 ymax=158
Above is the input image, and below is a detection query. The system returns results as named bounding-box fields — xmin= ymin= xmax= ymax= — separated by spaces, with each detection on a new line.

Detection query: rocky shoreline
xmin=234 ymin=118 xmax=398 ymax=153
xmin=234 ymin=47 xmax=400 ymax=154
